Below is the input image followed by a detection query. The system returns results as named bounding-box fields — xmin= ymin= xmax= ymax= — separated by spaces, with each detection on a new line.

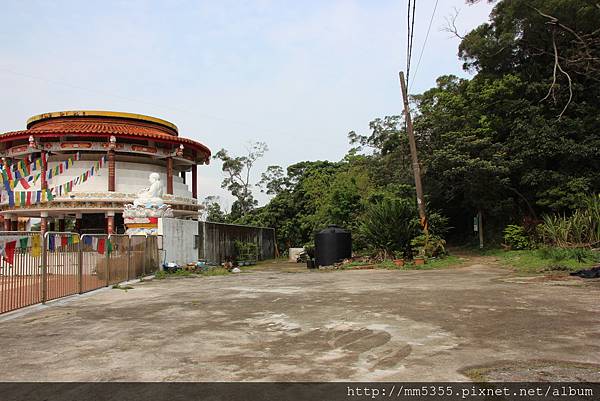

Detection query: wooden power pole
xmin=399 ymin=71 xmax=428 ymax=234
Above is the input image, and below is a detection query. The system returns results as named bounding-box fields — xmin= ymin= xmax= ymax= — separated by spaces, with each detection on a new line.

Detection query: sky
xmin=0 ymin=0 xmax=494 ymax=211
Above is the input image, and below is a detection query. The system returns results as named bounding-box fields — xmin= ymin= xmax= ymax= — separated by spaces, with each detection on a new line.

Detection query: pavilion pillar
xmin=75 ymin=213 xmax=82 ymax=233
xmin=166 ymin=157 xmax=173 ymax=195
xmin=40 ymin=212 xmax=48 ymax=235
xmin=108 ymin=148 xmax=116 ymax=192
xmin=106 ymin=211 xmax=115 ymax=235
xmin=40 ymin=151 xmax=47 ymax=192
xmin=191 ymin=164 xmax=198 ymax=200
xmin=3 ymin=214 xmax=12 ymax=232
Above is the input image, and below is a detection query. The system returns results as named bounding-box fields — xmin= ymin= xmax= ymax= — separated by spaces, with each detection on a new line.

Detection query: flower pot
xmin=393 ymin=259 xmax=404 ymax=267
xmin=414 ymin=258 xmax=426 ymax=265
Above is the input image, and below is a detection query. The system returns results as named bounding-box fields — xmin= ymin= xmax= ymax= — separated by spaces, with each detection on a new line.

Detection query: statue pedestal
xmin=123 ymin=204 xmax=174 ymax=235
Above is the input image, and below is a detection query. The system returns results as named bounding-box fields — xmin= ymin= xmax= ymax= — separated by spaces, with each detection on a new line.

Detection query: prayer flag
xmin=97 ymin=238 xmax=105 ymax=255
xmin=61 ymin=235 xmax=68 ymax=247
xmin=19 ymin=236 xmax=29 ymax=250
xmin=48 ymin=234 xmax=55 ymax=251
xmin=4 ymin=241 xmax=16 ymax=264
xmin=19 ymin=178 xmax=30 ymax=189
xmin=107 ymin=239 xmax=113 ymax=255
xmin=31 ymin=235 xmax=41 ymax=257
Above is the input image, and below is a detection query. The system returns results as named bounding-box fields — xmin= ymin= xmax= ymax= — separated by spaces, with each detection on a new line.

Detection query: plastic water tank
xmin=314 ymin=225 xmax=352 ymax=267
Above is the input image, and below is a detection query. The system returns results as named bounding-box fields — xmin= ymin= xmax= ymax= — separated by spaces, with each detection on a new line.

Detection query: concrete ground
xmin=1 ymin=256 xmax=599 ymax=381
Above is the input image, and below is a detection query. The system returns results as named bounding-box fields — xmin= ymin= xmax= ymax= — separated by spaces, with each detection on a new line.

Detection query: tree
xmin=258 ymin=165 xmax=287 ymax=195
xmin=213 ymin=141 xmax=268 ymax=219
xmin=200 ymin=196 xmax=226 ymax=223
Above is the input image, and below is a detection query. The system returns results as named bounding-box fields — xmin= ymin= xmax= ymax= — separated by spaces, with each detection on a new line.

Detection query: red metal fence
xmin=0 ymin=232 xmax=162 ymax=314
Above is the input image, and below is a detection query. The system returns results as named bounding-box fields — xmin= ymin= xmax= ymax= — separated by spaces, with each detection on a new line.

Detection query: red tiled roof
xmin=0 ymin=119 xmax=211 ymax=161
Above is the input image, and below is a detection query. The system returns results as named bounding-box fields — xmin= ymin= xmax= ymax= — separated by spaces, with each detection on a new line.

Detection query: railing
xmin=0 ymin=231 xmax=162 ymax=314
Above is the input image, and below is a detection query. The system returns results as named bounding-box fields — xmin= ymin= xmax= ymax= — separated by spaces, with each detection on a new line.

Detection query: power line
xmin=410 ymin=0 xmax=439 ymax=91
xmin=406 ymin=0 xmax=417 ymax=88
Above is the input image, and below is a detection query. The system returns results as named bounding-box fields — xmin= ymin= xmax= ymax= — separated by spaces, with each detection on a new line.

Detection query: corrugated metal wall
xmin=198 ymin=222 xmax=275 ymax=264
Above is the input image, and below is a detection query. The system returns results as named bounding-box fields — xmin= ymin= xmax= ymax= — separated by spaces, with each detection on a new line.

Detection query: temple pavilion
xmin=0 ymin=111 xmax=211 ymax=234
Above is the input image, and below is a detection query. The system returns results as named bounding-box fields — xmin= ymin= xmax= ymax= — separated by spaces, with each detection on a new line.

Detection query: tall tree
xmin=213 ymin=141 xmax=268 ymax=219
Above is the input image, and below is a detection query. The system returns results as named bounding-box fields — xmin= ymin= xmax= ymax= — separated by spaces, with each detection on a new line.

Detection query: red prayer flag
xmin=61 ymin=235 xmax=68 ymax=247
xmin=97 ymin=238 xmax=105 ymax=254
xmin=19 ymin=178 xmax=30 ymax=189
xmin=4 ymin=241 xmax=16 ymax=264
xmin=26 ymin=191 xmax=32 ymax=205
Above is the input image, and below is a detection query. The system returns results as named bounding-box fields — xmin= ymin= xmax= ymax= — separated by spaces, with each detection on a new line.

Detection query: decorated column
xmin=40 ymin=151 xmax=48 ymax=234
xmin=166 ymin=157 xmax=173 ymax=195
xmin=108 ymin=136 xmax=116 ymax=192
xmin=40 ymin=212 xmax=48 ymax=234
xmin=3 ymin=214 xmax=11 ymax=231
xmin=75 ymin=213 xmax=82 ymax=233
xmin=192 ymin=164 xmax=198 ymax=199
xmin=106 ymin=211 xmax=115 ymax=235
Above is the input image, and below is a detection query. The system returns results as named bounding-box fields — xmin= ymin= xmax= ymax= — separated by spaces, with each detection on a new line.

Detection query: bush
xmin=503 ymin=225 xmax=531 ymax=250
xmin=537 ymin=194 xmax=600 ymax=248
xmin=410 ymin=234 xmax=447 ymax=258
xmin=360 ymin=198 xmax=420 ymax=259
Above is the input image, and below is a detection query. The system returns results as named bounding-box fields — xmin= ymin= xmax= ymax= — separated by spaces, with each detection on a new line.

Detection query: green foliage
xmin=410 ymin=234 xmax=447 ymax=258
xmin=210 ymin=0 xmax=599 ymax=250
xmin=213 ymin=142 xmax=268 ymax=219
xmin=537 ymin=195 xmax=600 ymax=248
xmin=492 ymin=249 xmax=598 ymax=274
xmin=537 ymin=247 xmax=600 ymax=264
xmin=502 ymin=225 xmax=530 ymax=250
xmin=359 ymin=198 xmax=420 ymax=259
xmin=234 ymin=240 xmax=258 ymax=261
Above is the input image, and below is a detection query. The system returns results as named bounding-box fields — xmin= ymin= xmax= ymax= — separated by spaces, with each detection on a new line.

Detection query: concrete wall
xmin=158 ymin=217 xmax=198 ymax=265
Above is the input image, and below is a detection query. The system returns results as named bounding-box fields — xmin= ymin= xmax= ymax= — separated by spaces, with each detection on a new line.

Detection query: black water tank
xmin=315 ymin=225 xmax=352 ymax=267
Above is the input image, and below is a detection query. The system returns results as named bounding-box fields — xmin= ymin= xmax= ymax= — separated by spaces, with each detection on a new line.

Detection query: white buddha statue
xmin=133 ymin=172 xmax=164 ymax=208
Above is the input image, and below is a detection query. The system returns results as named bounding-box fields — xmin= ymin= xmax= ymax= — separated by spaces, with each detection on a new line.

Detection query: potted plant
xmin=414 ymin=255 xmax=426 ymax=265
xmin=393 ymin=251 xmax=404 ymax=267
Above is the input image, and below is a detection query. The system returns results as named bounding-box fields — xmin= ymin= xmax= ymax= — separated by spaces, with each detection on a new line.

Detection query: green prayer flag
xmin=107 ymin=239 xmax=113 ymax=255
xmin=19 ymin=237 xmax=29 ymax=250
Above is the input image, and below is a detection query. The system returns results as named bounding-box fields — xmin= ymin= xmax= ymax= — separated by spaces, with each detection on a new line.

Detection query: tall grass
xmin=537 ymin=195 xmax=600 ymax=248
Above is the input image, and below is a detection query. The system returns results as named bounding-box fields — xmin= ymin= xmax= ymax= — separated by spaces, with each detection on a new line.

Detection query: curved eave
xmin=0 ymin=130 xmax=211 ymax=162
xmin=27 ymin=110 xmax=178 ymax=133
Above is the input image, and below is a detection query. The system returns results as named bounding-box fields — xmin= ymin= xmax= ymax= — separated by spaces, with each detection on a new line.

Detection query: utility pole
xmin=399 ymin=71 xmax=428 ymax=234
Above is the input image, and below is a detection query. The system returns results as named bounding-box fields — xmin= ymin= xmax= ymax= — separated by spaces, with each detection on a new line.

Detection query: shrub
xmin=537 ymin=194 xmax=600 ymax=248
xmin=360 ymin=198 xmax=420 ymax=259
xmin=503 ymin=225 xmax=531 ymax=250
xmin=410 ymin=234 xmax=447 ymax=258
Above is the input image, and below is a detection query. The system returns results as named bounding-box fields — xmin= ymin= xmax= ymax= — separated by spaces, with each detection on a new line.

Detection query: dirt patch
xmin=462 ymin=360 xmax=600 ymax=382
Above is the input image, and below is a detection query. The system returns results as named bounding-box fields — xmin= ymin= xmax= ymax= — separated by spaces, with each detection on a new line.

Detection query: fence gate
xmin=0 ymin=231 xmax=43 ymax=314
xmin=0 ymin=232 xmax=163 ymax=314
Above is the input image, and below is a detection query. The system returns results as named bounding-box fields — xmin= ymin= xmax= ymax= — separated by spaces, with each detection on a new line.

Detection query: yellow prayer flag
xmin=31 ymin=235 xmax=41 ymax=257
